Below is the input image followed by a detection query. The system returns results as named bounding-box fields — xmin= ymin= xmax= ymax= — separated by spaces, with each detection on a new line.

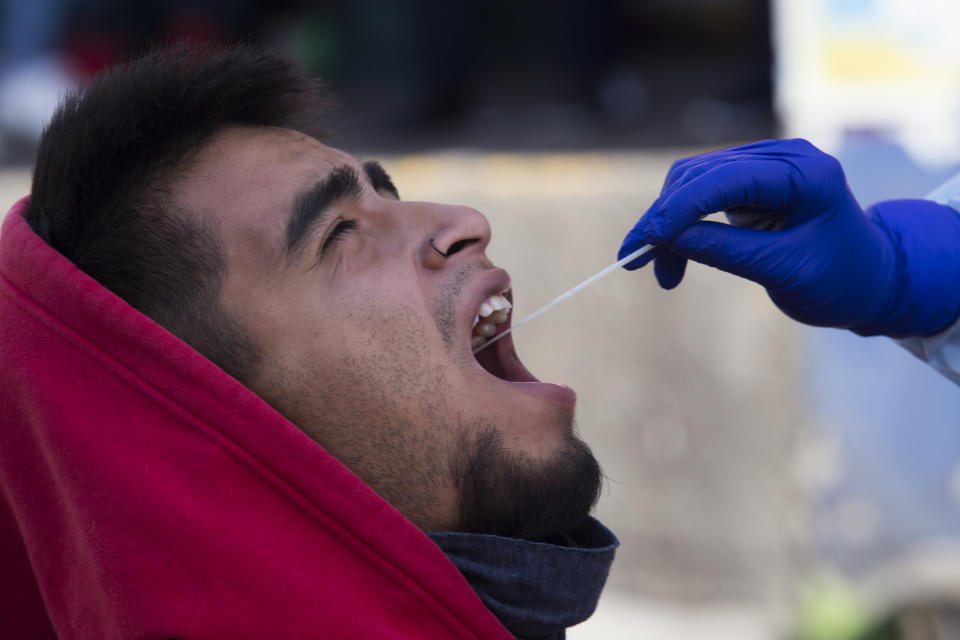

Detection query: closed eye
xmin=321 ymin=219 xmax=357 ymax=255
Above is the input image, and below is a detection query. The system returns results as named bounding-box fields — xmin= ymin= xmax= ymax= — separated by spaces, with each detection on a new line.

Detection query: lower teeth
xmin=475 ymin=322 xmax=496 ymax=337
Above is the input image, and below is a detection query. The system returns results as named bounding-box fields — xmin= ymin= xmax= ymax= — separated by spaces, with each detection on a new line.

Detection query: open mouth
xmin=469 ymin=289 xmax=576 ymax=409
xmin=471 ymin=290 xmax=529 ymax=382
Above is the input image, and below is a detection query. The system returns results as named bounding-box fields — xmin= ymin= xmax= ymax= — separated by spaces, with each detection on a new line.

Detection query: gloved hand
xmin=618 ymin=138 xmax=960 ymax=337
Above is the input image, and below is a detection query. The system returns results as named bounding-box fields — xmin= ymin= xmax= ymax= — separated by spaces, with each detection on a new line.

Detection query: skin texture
xmin=174 ymin=126 xmax=591 ymax=532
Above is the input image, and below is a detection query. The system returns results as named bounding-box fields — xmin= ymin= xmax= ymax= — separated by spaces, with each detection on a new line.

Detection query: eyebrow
xmin=362 ymin=160 xmax=400 ymax=199
xmin=285 ymin=165 xmax=362 ymax=260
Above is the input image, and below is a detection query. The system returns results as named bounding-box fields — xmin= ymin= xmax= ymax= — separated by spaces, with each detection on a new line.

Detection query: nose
xmin=415 ymin=202 xmax=492 ymax=270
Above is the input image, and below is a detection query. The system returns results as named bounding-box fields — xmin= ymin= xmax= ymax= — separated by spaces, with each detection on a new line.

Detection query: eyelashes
xmin=321 ymin=219 xmax=357 ymax=254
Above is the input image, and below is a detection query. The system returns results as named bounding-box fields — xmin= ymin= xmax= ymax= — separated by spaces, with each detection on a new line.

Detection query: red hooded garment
xmin=0 ymin=197 xmax=513 ymax=639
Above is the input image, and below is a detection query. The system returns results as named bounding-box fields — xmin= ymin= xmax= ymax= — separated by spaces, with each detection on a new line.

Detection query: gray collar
xmin=428 ymin=518 xmax=618 ymax=639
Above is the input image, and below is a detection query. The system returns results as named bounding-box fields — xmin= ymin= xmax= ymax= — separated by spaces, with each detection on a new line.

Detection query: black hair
xmin=27 ymin=43 xmax=336 ymax=384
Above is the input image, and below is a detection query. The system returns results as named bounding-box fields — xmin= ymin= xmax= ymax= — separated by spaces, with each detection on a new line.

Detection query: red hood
xmin=0 ymin=197 xmax=510 ymax=639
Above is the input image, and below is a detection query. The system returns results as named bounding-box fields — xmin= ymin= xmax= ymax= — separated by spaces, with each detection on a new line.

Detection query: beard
xmin=451 ymin=425 xmax=602 ymax=542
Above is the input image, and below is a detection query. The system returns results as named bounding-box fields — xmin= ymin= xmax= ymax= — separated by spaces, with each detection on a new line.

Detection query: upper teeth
xmin=472 ymin=293 xmax=512 ymax=348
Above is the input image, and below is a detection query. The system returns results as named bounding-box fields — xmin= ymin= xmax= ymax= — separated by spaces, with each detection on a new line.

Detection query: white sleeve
xmin=895 ymin=173 xmax=960 ymax=386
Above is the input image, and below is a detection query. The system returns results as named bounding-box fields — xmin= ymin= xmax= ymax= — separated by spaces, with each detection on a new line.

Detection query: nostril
xmin=444 ymin=238 xmax=479 ymax=257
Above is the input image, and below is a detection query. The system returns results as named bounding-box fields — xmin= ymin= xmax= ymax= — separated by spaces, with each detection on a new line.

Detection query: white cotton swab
xmin=473 ymin=243 xmax=655 ymax=354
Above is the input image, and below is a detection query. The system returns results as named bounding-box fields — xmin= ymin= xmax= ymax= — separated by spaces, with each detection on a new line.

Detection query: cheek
xmin=325 ymin=279 xmax=438 ymax=355
xmin=326 ymin=303 xmax=467 ymax=413
xmin=284 ymin=309 xmax=462 ymax=453
xmin=246 ymin=268 xmax=468 ymax=413
xmin=284 ymin=293 xmax=452 ymax=387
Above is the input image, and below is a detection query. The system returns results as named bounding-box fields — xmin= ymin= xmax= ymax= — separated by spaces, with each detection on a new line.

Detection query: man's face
xmin=176 ymin=126 xmax=599 ymax=536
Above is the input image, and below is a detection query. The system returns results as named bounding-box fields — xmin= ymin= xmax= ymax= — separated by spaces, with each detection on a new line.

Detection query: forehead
xmin=176 ymin=126 xmax=356 ymax=254
xmin=190 ymin=125 xmax=355 ymax=184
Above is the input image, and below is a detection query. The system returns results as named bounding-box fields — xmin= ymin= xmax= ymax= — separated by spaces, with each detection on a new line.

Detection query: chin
xmin=451 ymin=423 xmax=602 ymax=542
xmin=494 ymin=402 xmax=578 ymax=459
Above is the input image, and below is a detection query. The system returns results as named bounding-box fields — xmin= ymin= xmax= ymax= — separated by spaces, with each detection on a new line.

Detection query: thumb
xmin=653 ymin=250 xmax=688 ymax=290
xmin=667 ymin=220 xmax=785 ymax=287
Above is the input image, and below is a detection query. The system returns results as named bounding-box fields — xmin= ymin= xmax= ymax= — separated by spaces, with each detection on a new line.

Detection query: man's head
xmin=28 ymin=45 xmax=600 ymax=540
xmin=28 ymin=44 xmax=335 ymax=381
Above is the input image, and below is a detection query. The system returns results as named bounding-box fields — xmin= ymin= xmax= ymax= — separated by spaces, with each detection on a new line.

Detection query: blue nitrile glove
xmin=617 ymin=138 xmax=960 ymax=337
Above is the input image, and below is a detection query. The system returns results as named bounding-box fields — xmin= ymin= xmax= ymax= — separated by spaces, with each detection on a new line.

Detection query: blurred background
xmin=4 ymin=0 xmax=960 ymax=637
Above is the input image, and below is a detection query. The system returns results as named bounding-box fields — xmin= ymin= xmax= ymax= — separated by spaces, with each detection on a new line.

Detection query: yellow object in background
xmin=775 ymin=0 xmax=960 ymax=166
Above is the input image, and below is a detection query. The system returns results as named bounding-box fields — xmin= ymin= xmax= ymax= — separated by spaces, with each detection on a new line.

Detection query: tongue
xmin=472 ymin=326 xmax=577 ymax=409
xmin=474 ymin=336 xmax=515 ymax=380
xmin=473 ymin=328 xmax=535 ymax=383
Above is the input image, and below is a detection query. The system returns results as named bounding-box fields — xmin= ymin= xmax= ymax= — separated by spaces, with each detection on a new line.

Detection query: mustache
xmin=433 ymin=262 xmax=496 ymax=350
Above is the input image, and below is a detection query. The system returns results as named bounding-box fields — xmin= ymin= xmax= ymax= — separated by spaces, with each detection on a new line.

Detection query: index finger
xmin=640 ymin=158 xmax=802 ymax=245
xmin=660 ymin=139 xmax=788 ymax=194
